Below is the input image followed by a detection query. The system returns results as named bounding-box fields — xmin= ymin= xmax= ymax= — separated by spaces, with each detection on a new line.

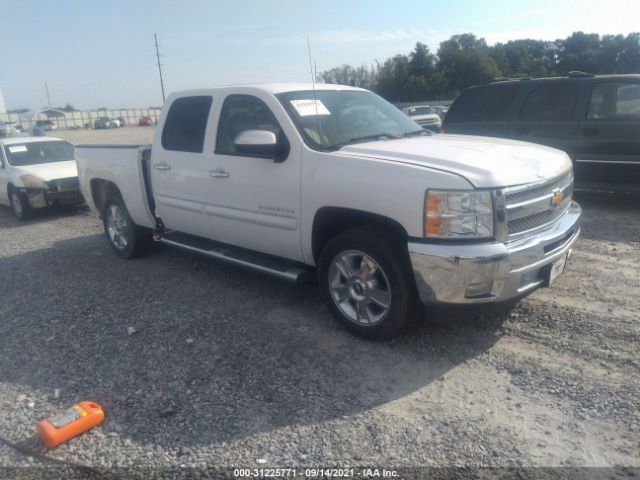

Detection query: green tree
xmin=318 ymin=64 xmax=377 ymax=89
xmin=490 ymin=39 xmax=554 ymax=77
xmin=616 ymin=33 xmax=640 ymax=73
xmin=437 ymin=34 xmax=500 ymax=94
xmin=556 ymin=32 xmax=603 ymax=74
xmin=375 ymin=54 xmax=411 ymax=101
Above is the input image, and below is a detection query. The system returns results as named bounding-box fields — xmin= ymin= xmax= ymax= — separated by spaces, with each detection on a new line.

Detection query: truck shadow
xmin=0 ymin=233 xmax=507 ymax=452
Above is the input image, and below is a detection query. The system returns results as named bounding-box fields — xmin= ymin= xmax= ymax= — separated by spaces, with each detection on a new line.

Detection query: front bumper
xmin=25 ymin=188 xmax=84 ymax=208
xmin=408 ymin=201 xmax=581 ymax=304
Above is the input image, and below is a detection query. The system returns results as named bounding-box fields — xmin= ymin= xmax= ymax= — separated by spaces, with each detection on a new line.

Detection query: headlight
xmin=20 ymin=174 xmax=48 ymax=189
xmin=424 ymin=190 xmax=494 ymax=239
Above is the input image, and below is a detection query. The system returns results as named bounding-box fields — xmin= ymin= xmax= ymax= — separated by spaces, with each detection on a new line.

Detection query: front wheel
xmin=102 ymin=197 xmax=152 ymax=258
xmin=10 ymin=189 xmax=32 ymax=220
xmin=318 ymin=227 xmax=421 ymax=340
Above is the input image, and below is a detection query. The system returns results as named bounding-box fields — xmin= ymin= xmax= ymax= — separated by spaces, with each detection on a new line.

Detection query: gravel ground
xmin=0 ymin=131 xmax=638 ymax=478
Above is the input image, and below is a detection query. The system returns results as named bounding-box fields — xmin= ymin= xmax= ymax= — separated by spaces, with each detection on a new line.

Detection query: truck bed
xmin=75 ymin=144 xmax=156 ymax=229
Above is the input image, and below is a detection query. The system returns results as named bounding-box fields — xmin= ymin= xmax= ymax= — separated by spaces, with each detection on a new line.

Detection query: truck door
xmin=509 ymin=83 xmax=580 ymax=155
xmin=206 ymin=93 xmax=302 ymax=261
xmin=150 ymin=95 xmax=215 ymax=238
xmin=575 ymin=80 xmax=640 ymax=185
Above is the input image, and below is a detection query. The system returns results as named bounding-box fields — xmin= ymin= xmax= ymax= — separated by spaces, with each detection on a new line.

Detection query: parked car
xmin=116 ymin=117 xmax=127 ymax=127
xmin=76 ymin=83 xmax=581 ymax=340
xmin=402 ymin=105 xmax=442 ymax=132
xmin=433 ymin=105 xmax=448 ymax=120
xmin=35 ymin=119 xmax=57 ymax=131
xmin=94 ymin=117 xmax=114 ymax=129
xmin=111 ymin=118 xmax=121 ymax=128
xmin=0 ymin=122 xmax=17 ymax=137
xmin=442 ymin=73 xmax=640 ymax=188
xmin=2 ymin=121 xmax=24 ymax=134
xmin=138 ymin=116 xmax=154 ymax=126
xmin=0 ymin=137 xmax=83 ymax=220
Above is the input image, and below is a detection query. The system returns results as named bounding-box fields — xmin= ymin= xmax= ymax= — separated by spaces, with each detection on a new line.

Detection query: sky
xmin=0 ymin=0 xmax=639 ymax=110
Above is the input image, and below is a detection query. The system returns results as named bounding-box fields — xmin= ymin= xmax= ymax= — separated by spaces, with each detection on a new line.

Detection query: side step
xmin=159 ymin=231 xmax=313 ymax=284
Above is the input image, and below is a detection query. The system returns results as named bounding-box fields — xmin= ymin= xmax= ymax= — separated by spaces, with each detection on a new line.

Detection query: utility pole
xmin=154 ymin=33 xmax=166 ymax=103
xmin=44 ymin=81 xmax=51 ymax=107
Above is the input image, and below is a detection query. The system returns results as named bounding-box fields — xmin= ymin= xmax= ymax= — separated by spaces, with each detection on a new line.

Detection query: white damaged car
xmin=0 ymin=137 xmax=84 ymax=220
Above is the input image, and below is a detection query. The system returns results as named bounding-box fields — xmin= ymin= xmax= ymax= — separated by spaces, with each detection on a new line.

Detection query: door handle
xmin=153 ymin=162 xmax=172 ymax=171
xmin=580 ymin=127 xmax=598 ymax=137
xmin=208 ymin=167 xmax=230 ymax=178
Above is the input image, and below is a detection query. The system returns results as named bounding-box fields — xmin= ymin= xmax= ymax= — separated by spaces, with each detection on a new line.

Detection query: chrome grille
xmin=507 ymin=196 xmax=572 ymax=234
xmin=504 ymin=171 xmax=572 ymax=204
xmin=503 ymin=170 xmax=573 ymax=237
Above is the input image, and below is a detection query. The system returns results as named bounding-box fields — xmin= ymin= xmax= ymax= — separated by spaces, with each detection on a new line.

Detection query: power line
xmin=154 ymin=33 xmax=166 ymax=103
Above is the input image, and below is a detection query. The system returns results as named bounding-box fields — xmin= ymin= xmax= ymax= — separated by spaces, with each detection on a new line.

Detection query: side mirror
xmin=234 ymin=130 xmax=289 ymax=162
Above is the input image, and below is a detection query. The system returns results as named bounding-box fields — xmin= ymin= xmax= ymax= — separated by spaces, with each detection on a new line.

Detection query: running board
xmin=159 ymin=231 xmax=313 ymax=283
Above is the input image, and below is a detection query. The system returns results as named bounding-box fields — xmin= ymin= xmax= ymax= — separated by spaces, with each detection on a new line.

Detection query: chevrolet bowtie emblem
xmin=550 ymin=190 xmax=565 ymax=208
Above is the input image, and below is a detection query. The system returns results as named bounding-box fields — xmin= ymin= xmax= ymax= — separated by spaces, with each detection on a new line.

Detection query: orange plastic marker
xmin=37 ymin=401 xmax=105 ymax=448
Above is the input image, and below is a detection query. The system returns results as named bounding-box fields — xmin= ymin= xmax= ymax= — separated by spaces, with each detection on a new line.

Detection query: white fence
xmin=0 ymin=108 xmax=162 ymax=130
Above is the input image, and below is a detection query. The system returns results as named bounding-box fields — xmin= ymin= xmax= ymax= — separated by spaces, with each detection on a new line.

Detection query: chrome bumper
xmin=408 ymin=201 xmax=582 ymax=304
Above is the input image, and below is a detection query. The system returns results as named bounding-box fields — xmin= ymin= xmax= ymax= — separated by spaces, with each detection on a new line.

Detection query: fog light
xmin=465 ymin=280 xmax=494 ymax=298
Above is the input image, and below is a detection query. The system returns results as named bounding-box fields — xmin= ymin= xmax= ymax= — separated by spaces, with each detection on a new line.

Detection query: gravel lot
xmin=0 ymin=129 xmax=638 ymax=478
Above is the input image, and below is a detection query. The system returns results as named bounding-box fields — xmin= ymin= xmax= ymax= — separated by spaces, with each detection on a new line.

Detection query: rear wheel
xmin=103 ymin=197 xmax=152 ymax=258
xmin=318 ymin=227 xmax=421 ymax=340
xmin=10 ymin=189 xmax=32 ymax=220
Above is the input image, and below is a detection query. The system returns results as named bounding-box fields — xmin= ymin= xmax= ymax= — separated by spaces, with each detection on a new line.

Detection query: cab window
xmin=161 ymin=96 xmax=213 ymax=153
xmin=216 ymin=95 xmax=284 ymax=156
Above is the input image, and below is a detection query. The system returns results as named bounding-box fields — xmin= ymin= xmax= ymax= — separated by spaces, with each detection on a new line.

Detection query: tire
xmin=318 ymin=226 xmax=421 ymax=340
xmin=102 ymin=196 xmax=153 ymax=259
xmin=9 ymin=189 xmax=32 ymax=221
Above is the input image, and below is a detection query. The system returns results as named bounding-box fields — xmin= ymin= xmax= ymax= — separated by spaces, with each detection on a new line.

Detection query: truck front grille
xmin=503 ymin=171 xmax=573 ymax=237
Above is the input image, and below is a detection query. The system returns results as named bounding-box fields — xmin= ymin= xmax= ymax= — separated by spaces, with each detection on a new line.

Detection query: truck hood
xmin=13 ymin=160 xmax=78 ymax=182
xmin=339 ymin=134 xmax=572 ymax=188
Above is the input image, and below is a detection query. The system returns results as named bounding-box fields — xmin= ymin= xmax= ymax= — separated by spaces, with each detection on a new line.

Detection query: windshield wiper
xmin=325 ymin=132 xmax=402 ymax=149
xmin=346 ymin=132 xmax=402 ymax=143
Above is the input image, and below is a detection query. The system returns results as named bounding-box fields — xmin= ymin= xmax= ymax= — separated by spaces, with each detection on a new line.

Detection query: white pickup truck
xmin=76 ymin=83 xmax=581 ymax=339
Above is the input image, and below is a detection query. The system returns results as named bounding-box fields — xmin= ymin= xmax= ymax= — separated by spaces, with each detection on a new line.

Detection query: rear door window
xmin=161 ymin=96 xmax=213 ymax=153
xmin=587 ymin=82 xmax=640 ymax=120
xmin=519 ymin=84 xmax=579 ymax=122
xmin=446 ymin=84 xmax=520 ymax=123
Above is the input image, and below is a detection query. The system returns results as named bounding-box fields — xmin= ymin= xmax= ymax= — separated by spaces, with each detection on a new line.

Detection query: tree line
xmin=318 ymin=32 xmax=640 ymax=102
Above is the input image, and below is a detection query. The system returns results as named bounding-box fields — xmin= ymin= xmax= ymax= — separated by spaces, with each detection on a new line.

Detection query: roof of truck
xmin=170 ymin=83 xmax=367 ymax=98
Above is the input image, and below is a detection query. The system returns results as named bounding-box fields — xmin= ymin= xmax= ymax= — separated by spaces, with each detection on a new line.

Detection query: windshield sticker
xmin=290 ymin=99 xmax=331 ymax=117
xmin=8 ymin=145 xmax=28 ymax=153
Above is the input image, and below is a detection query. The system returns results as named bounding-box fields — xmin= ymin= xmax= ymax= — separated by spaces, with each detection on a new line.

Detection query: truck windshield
xmin=277 ymin=90 xmax=423 ymax=150
xmin=4 ymin=141 xmax=74 ymax=167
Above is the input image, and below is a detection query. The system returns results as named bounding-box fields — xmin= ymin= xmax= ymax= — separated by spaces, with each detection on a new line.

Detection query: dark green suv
xmin=442 ymin=73 xmax=640 ymax=188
